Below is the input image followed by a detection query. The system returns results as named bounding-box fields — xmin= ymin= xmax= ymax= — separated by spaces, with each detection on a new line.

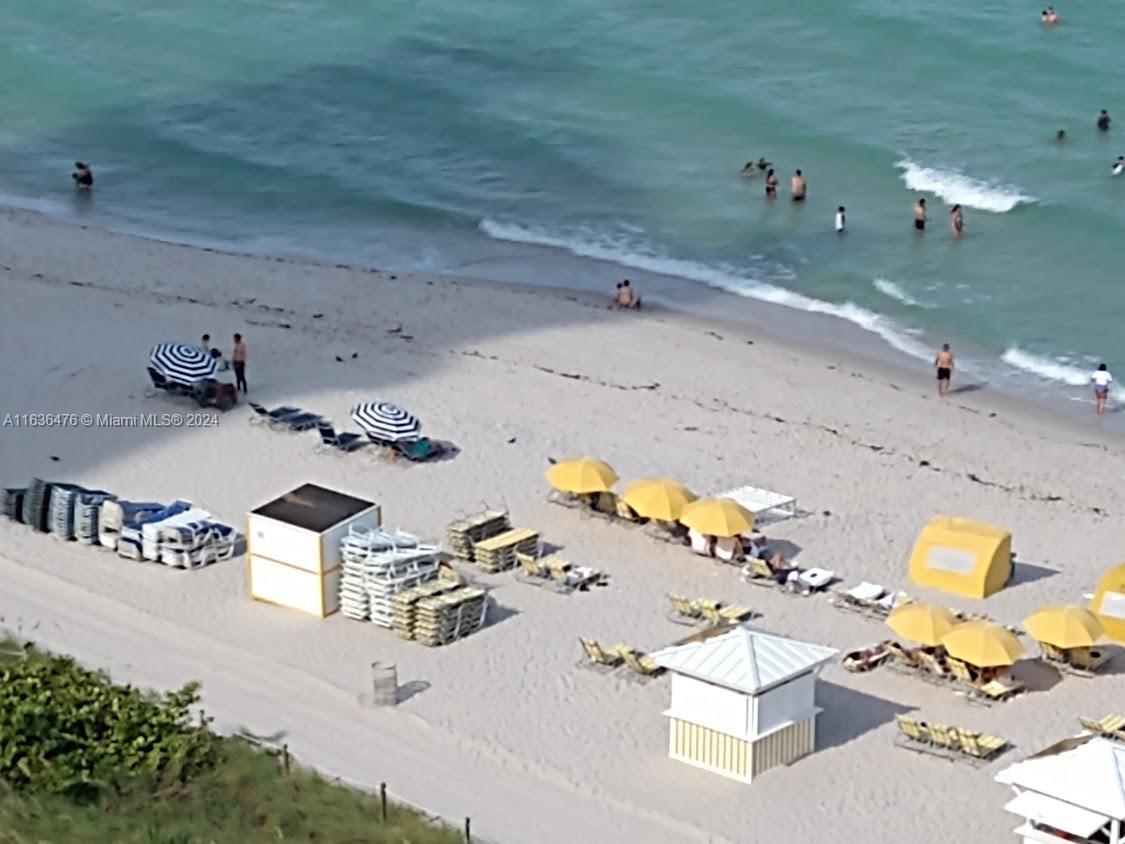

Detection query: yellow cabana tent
xmin=908 ymin=516 xmax=1012 ymax=599
xmin=1090 ymin=564 xmax=1125 ymax=642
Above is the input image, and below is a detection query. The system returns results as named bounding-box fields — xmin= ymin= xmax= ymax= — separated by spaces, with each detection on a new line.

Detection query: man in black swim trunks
xmin=934 ymin=343 xmax=954 ymax=396
xmin=72 ymin=161 xmax=93 ymax=189
xmin=791 ymin=169 xmax=807 ymax=201
xmin=913 ymin=198 xmax=928 ymax=231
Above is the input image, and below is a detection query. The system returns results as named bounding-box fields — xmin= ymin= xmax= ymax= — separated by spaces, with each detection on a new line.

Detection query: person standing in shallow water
xmin=950 ymin=205 xmax=964 ymax=237
xmin=913 ymin=198 xmax=928 ymax=232
xmin=1098 ymin=110 xmax=1112 ymax=131
xmin=934 ymin=343 xmax=954 ymax=396
xmin=764 ymin=168 xmax=779 ymax=199
xmin=1091 ymin=363 xmax=1113 ymax=415
xmin=790 ymin=169 xmax=807 ymax=201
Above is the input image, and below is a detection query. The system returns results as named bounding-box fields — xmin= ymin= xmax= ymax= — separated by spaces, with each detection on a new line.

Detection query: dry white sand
xmin=1 ymin=207 xmax=1123 ymax=844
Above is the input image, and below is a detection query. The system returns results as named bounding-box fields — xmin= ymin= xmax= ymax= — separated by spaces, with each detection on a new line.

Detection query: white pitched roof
xmin=996 ymin=737 xmax=1125 ymax=819
xmin=651 ymin=626 xmax=838 ymax=694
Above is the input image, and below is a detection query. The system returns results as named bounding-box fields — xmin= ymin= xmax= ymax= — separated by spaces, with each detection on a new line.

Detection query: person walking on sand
xmin=950 ymin=204 xmax=964 ymax=237
xmin=913 ymin=198 xmax=928 ymax=232
xmin=201 ymin=333 xmax=211 ymax=352
xmin=232 ymin=333 xmax=248 ymax=393
xmin=1091 ymin=363 xmax=1113 ymax=414
xmin=934 ymin=343 xmax=954 ymax=396
xmin=1098 ymin=110 xmax=1112 ymax=131
xmin=765 ymin=168 xmax=779 ymax=199
xmin=835 ymin=206 xmax=846 ymax=234
xmin=791 ymin=169 xmax=807 ymax=201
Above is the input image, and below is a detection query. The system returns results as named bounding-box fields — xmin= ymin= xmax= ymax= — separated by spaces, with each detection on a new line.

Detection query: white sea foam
xmin=480 ymin=218 xmax=933 ymax=360
xmin=873 ymin=278 xmax=930 ymax=308
xmin=896 ymin=159 xmax=1034 ymax=213
xmin=1002 ymin=346 xmax=1123 ymax=399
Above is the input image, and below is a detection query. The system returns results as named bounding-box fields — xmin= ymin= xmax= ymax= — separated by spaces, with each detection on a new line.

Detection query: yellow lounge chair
xmin=1099 ymin=715 xmax=1125 ymax=734
xmin=744 ymin=557 xmax=775 ymax=582
xmin=916 ymin=651 xmax=953 ymax=682
xmin=946 ymin=657 xmax=978 ymax=686
xmin=927 ymin=723 xmax=959 ymax=752
xmin=517 ymin=553 xmax=548 ymax=579
xmin=620 ymin=648 xmax=664 ymax=677
xmin=1079 ymin=715 xmax=1125 ymax=736
xmin=578 ymin=638 xmax=624 ymax=668
xmin=1065 ymin=647 xmax=1111 ymax=676
xmin=894 ymin=714 xmax=930 ymax=745
xmin=701 ymin=603 xmax=754 ymax=625
xmin=977 ymin=678 xmax=1024 ymax=702
xmin=668 ymin=594 xmax=702 ymax=620
xmin=955 ymin=728 xmax=1008 ymax=763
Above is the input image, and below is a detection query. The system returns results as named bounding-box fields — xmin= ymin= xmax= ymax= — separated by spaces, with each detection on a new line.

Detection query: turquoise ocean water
xmin=4 ymin=0 xmax=1124 ymax=406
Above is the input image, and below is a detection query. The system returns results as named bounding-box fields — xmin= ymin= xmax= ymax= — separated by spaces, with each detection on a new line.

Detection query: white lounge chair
xmin=689 ymin=530 xmax=712 ymax=557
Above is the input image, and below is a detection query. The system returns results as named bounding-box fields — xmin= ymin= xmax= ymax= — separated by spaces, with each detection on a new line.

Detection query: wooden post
xmin=198 ymin=708 xmax=206 ymax=729
xmin=464 ymin=817 xmax=471 ymax=843
xmin=281 ymin=743 xmax=290 ymax=775
xmin=379 ymin=782 xmax=387 ymax=821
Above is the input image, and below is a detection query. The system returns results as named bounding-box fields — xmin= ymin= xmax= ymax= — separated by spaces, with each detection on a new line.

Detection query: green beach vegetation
xmin=0 ymin=639 xmax=465 ymax=844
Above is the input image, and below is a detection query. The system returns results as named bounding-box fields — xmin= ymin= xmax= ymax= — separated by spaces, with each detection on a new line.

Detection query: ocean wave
xmin=480 ymin=218 xmax=932 ymax=361
xmin=896 ymin=159 xmax=1034 ymax=213
xmin=873 ymin=278 xmax=931 ymax=308
xmin=1002 ymin=346 xmax=1122 ymax=398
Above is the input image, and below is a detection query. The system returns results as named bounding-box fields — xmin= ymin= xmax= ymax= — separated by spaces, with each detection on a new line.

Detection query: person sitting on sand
xmin=689 ymin=529 xmax=715 ymax=557
xmin=71 ymin=161 xmax=93 ymax=190
xmin=950 ymin=204 xmax=964 ymax=237
xmin=1098 ymin=110 xmax=1112 ymax=131
xmin=791 ymin=169 xmax=807 ymax=201
xmin=614 ymin=279 xmax=642 ymax=310
xmin=714 ymin=535 xmax=744 ymax=562
xmin=766 ymin=552 xmax=797 ymax=585
xmin=740 ymin=158 xmax=771 ymax=177
xmin=744 ymin=531 xmax=769 ymax=560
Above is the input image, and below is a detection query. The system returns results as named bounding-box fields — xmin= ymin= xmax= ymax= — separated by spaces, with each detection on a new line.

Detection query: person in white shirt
xmin=1113 ymin=156 xmax=1124 ymax=177
xmin=835 ymin=206 xmax=846 ymax=234
xmin=1091 ymin=363 xmax=1113 ymax=414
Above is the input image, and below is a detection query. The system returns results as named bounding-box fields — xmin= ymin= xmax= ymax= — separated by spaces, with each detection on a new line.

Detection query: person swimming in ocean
xmin=950 ymin=204 xmax=964 ymax=237
xmin=71 ymin=161 xmax=93 ymax=190
xmin=1114 ymin=156 xmax=1124 ymax=177
xmin=1055 ymin=129 xmax=1067 ymax=143
xmin=1041 ymin=7 xmax=1059 ymax=24
xmin=913 ymin=198 xmax=928 ymax=232
xmin=1098 ymin=110 xmax=1112 ymax=131
xmin=740 ymin=158 xmax=771 ymax=177
xmin=764 ymin=168 xmax=779 ymax=199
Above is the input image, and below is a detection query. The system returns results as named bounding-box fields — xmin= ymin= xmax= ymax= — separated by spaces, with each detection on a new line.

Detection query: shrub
xmin=0 ymin=646 xmax=217 ymax=801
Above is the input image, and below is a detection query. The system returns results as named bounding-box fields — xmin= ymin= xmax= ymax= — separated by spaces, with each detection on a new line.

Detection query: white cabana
xmin=651 ymin=625 xmax=837 ymax=784
xmin=247 ymin=483 xmax=381 ymax=618
xmin=995 ymin=736 xmax=1125 ymax=843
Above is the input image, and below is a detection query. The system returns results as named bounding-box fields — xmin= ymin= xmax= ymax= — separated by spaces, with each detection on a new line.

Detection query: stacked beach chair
xmin=391 ymin=580 xmax=489 ymax=644
xmin=413 ymin=587 xmax=489 ymax=646
xmin=2 ymin=476 xmax=240 ymax=570
xmin=75 ymin=491 xmax=116 ymax=544
xmin=473 ymin=528 xmax=540 ymax=573
xmin=3 ymin=488 xmax=26 ymax=523
xmin=446 ymin=511 xmax=510 ymax=563
xmin=157 ymin=521 xmax=240 ymax=569
xmin=338 ymin=526 xmax=441 ymax=625
xmin=24 ymin=478 xmax=53 ymax=533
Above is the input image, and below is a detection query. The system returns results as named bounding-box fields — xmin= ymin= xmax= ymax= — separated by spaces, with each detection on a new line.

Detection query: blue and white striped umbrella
xmin=351 ymin=402 xmax=422 ymax=442
xmin=149 ymin=343 xmax=216 ymax=384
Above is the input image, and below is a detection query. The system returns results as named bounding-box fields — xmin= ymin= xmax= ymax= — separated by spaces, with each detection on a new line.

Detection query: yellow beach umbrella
xmin=546 ymin=458 xmax=619 ymax=494
xmin=941 ymin=621 xmax=1025 ymax=668
xmin=886 ymin=604 xmax=958 ymax=647
xmin=679 ymin=497 xmax=755 ymax=538
xmin=1024 ymin=605 xmax=1103 ymax=649
xmin=622 ymin=478 xmax=697 ymax=522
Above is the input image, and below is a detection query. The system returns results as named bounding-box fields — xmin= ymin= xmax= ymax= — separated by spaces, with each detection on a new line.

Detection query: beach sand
xmin=1 ymin=206 xmax=1122 ymax=844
